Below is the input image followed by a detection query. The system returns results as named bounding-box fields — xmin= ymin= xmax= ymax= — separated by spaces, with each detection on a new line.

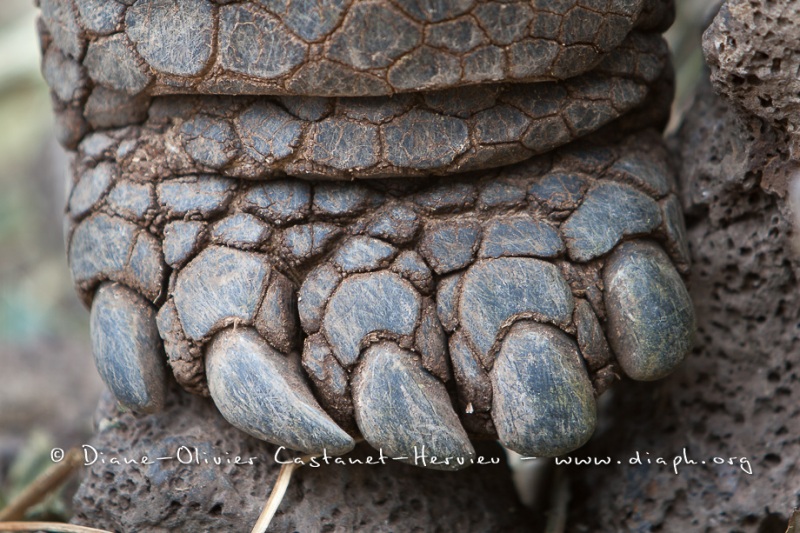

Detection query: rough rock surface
xmin=564 ymin=78 xmax=800 ymax=532
xmin=72 ymin=389 xmax=533 ymax=532
xmin=704 ymin=0 xmax=800 ymax=159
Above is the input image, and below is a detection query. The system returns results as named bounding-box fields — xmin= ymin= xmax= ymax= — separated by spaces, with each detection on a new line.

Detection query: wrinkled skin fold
xmin=39 ymin=0 xmax=694 ymax=469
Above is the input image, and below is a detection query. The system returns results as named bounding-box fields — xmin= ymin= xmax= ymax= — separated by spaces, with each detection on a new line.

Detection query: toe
xmin=206 ymin=327 xmax=355 ymax=456
xmin=458 ymin=256 xmax=575 ymax=367
xmin=320 ymin=270 xmax=421 ymax=367
xmin=90 ymin=282 xmax=167 ymax=413
xmin=490 ymin=321 xmax=596 ymax=457
xmin=165 ymin=245 xmax=299 ymax=392
xmin=603 ymin=240 xmax=696 ymax=381
xmin=69 ymin=213 xmax=166 ymax=304
xmin=352 ymin=341 xmax=475 ymax=470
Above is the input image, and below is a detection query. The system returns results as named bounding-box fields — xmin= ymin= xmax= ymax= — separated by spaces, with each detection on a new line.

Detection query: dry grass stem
xmin=251 ymin=454 xmax=316 ymax=533
xmin=0 ymin=448 xmax=83 ymax=522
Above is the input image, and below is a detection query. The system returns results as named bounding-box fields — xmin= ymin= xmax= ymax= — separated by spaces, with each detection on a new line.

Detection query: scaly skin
xmin=40 ymin=0 xmax=673 ymax=98
xmin=65 ymin=129 xmax=694 ymax=466
xmin=44 ymin=25 xmax=673 ymax=174
xmin=40 ymin=0 xmax=694 ymax=469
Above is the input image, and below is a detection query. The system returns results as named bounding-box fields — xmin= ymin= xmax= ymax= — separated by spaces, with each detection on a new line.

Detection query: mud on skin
xmin=64 ymin=130 xmax=695 ymax=467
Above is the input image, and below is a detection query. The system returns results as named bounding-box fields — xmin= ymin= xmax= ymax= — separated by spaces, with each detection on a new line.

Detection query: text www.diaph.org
xmin=550 ymin=448 xmax=753 ymax=475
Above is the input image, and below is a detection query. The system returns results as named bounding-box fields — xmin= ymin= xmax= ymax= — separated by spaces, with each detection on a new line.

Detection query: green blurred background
xmin=0 ymin=0 xmax=101 ymax=521
xmin=0 ymin=0 xmax=717 ymax=521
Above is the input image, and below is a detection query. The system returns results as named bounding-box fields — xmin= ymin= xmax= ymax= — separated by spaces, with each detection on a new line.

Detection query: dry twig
xmin=0 ymin=448 xmax=83 ymax=522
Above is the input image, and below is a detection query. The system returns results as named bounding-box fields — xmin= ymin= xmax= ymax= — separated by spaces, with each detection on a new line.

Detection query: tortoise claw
xmin=206 ymin=327 xmax=355 ymax=456
xmin=490 ymin=321 xmax=597 ymax=457
xmin=90 ymin=282 xmax=167 ymax=413
xmin=352 ymin=341 xmax=475 ymax=470
xmin=603 ymin=240 xmax=696 ymax=381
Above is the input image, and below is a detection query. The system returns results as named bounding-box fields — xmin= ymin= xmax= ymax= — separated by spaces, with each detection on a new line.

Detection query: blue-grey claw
xmin=352 ymin=341 xmax=475 ymax=470
xmin=206 ymin=327 xmax=355 ymax=456
xmin=491 ymin=321 xmax=596 ymax=457
xmin=603 ymin=240 xmax=696 ymax=381
xmin=90 ymin=282 xmax=167 ymax=413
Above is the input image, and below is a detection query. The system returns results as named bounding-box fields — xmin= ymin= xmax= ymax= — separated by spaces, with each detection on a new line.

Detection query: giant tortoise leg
xmin=44 ymin=0 xmax=688 ymax=472
xmin=64 ymin=128 xmax=693 ymax=468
